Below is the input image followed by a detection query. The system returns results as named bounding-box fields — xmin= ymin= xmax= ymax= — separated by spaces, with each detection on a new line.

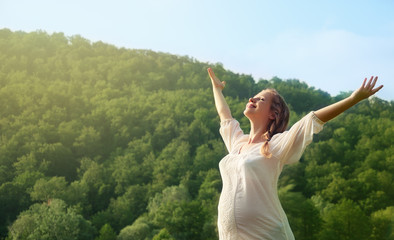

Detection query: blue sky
xmin=1 ymin=0 xmax=393 ymax=100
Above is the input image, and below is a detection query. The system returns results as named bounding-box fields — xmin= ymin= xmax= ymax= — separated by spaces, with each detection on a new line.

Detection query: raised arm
xmin=208 ymin=68 xmax=232 ymax=121
xmin=314 ymin=76 xmax=383 ymax=122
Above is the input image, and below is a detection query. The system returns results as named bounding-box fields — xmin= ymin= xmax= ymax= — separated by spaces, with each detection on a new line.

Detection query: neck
xmin=248 ymin=119 xmax=270 ymax=144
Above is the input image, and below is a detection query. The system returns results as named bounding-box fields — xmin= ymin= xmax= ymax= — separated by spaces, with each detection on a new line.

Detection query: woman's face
xmin=244 ymin=90 xmax=275 ymax=121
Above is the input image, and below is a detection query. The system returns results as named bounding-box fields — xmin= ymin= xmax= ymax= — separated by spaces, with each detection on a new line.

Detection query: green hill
xmin=0 ymin=29 xmax=393 ymax=240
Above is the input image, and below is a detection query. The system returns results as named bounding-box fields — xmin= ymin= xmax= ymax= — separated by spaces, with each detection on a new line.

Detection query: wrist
xmin=348 ymin=93 xmax=363 ymax=105
xmin=212 ymin=85 xmax=224 ymax=91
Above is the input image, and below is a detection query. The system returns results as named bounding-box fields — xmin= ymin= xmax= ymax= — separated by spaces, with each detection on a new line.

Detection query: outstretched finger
xmin=366 ymin=76 xmax=374 ymax=89
xmin=371 ymin=84 xmax=384 ymax=95
xmin=361 ymin=77 xmax=367 ymax=88
xmin=207 ymin=68 xmax=216 ymax=79
xmin=370 ymin=76 xmax=378 ymax=89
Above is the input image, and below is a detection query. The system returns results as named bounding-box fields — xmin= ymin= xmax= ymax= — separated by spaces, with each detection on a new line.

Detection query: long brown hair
xmin=261 ymin=89 xmax=290 ymax=158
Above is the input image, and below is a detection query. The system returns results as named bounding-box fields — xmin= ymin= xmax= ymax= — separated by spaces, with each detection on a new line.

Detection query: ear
xmin=268 ymin=111 xmax=276 ymax=120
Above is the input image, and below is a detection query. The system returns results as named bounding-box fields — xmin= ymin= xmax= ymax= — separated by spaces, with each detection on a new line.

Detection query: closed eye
xmin=250 ymin=97 xmax=265 ymax=102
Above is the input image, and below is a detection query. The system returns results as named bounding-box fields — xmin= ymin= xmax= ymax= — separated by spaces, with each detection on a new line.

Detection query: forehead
xmin=254 ymin=90 xmax=273 ymax=98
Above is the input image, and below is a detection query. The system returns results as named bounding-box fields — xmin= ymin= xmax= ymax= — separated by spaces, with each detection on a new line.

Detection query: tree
xmin=319 ymin=199 xmax=371 ymax=240
xmin=193 ymin=140 xmax=226 ymax=173
xmin=370 ymin=207 xmax=394 ymax=240
xmin=279 ymin=185 xmax=322 ymax=240
xmin=197 ymin=168 xmax=221 ymax=239
xmin=30 ymin=176 xmax=68 ymax=202
xmin=104 ymin=184 xmax=148 ymax=232
xmin=111 ymin=135 xmax=154 ymax=194
xmin=152 ymin=139 xmax=192 ymax=190
xmin=0 ymin=182 xmax=31 ymax=239
xmin=8 ymin=199 xmax=95 ymax=240
xmin=152 ymin=228 xmax=175 ymax=240
xmin=73 ymin=126 xmax=102 ymax=159
xmin=148 ymin=185 xmax=206 ymax=240
xmin=117 ymin=216 xmax=151 ymax=240
xmin=79 ymin=158 xmax=113 ymax=215
xmin=95 ymin=224 xmax=116 ymax=240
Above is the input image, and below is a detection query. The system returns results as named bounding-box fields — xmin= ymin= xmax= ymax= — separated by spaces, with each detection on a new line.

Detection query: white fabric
xmin=218 ymin=112 xmax=325 ymax=240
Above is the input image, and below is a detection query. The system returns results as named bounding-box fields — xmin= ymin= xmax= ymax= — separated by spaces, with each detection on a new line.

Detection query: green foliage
xmin=0 ymin=182 xmax=31 ymax=237
xmin=8 ymin=199 xmax=94 ymax=240
xmin=147 ymin=185 xmax=207 ymax=240
xmin=102 ymin=184 xmax=148 ymax=232
xmin=117 ymin=216 xmax=151 ymax=240
xmin=152 ymin=228 xmax=175 ymax=240
xmin=30 ymin=176 xmax=68 ymax=202
xmin=318 ymin=199 xmax=371 ymax=240
xmin=95 ymin=224 xmax=116 ymax=240
xmin=0 ymin=28 xmax=393 ymax=239
xmin=279 ymin=185 xmax=322 ymax=240
xmin=370 ymin=207 xmax=394 ymax=240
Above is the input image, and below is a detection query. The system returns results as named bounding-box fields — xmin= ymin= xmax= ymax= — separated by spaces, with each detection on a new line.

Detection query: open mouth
xmin=247 ymin=104 xmax=256 ymax=108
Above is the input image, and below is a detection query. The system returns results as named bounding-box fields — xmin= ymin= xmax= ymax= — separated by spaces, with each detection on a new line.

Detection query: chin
xmin=243 ymin=109 xmax=252 ymax=118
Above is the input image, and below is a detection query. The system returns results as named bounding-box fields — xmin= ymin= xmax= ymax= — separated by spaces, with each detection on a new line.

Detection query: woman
xmin=207 ymin=67 xmax=383 ymax=240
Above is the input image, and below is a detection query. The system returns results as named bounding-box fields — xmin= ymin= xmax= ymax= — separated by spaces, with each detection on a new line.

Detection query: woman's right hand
xmin=208 ymin=68 xmax=226 ymax=90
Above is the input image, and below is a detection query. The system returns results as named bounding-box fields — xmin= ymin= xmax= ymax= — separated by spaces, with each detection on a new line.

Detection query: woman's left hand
xmin=315 ymin=76 xmax=383 ymax=122
xmin=351 ymin=76 xmax=383 ymax=102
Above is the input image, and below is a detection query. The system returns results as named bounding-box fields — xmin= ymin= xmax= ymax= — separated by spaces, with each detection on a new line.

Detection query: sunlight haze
xmin=1 ymin=0 xmax=393 ymax=100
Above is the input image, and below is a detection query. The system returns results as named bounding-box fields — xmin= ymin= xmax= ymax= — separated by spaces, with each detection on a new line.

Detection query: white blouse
xmin=218 ymin=112 xmax=325 ymax=240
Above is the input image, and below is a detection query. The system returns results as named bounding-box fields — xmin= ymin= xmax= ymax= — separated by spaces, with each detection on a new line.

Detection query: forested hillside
xmin=0 ymin=29 xmax=393 ymax=240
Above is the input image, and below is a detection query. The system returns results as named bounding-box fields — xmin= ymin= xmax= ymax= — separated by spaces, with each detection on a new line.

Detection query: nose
xmin=249 ymin=98 xmax=255 ymax=103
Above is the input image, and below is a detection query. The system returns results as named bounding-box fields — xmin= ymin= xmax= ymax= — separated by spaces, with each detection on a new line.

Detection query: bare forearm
xmin=314 ymin=96 xmax=359 ymax=122
xmin=213 ymin=87 xmax=232 ymax=121
xmin=314 ymin=76 xmax=383 ymax=123
xmin=207 ymin=67 xmax=232 ymax=121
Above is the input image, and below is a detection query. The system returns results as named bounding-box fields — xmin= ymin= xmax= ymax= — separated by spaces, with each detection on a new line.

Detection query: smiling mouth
xmin=247 ymin=104 xmax=256 ymax=108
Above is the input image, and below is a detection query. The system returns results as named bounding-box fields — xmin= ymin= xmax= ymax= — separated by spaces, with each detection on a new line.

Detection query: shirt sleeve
xmin=270 ymin=111 xmax=325 ymax=165
xmin=219 ymin=119 xmax=245 ymax=154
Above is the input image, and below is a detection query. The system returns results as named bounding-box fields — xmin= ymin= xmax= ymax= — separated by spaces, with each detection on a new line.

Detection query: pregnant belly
xmin=218 ymin=190 xmax=238 ymax=237
xmin=234 ymin=196 xmax=288 ymax=239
